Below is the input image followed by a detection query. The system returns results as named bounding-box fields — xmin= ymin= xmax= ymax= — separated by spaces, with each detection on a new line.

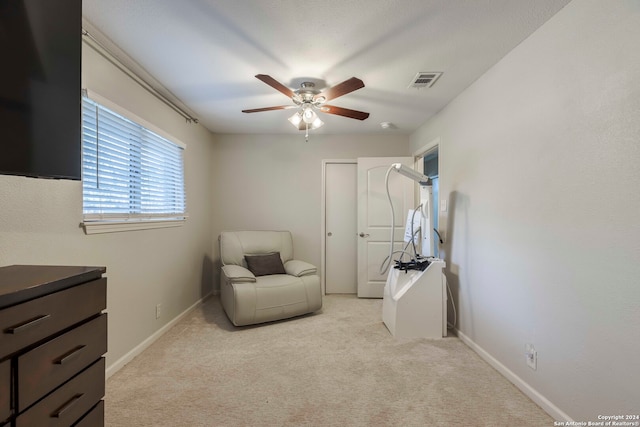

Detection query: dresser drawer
xmin=0 ymin=359 xmax=10 ymax=423
xmin=17 ymin=314 xmax=107 ymax=411
xmin=0 ymin=279 xmax=106 ymax=360
xmin=73 ymin=400 xmax=104 ymax=427
xmin=15 ymin=358 xmax=105 ymax=427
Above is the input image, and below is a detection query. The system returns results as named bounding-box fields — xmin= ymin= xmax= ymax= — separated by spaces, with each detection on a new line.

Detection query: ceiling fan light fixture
xmin=289 ymin=109 xmax=323 ymax=130
xmin=244 ymin=75 xmax=369 ymax=140
xmin=310 ymin=117 xmax=324 ymax=129
xmin=288 ymin=111 xmax=303 ymax=127
xmin=302 ymin=106 xmax=317 ymax=124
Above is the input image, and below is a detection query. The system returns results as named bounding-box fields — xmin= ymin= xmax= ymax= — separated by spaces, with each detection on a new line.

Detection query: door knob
xmin=327 ymin=232 xmax=333 ymax=236
xmin=359 ymin=232 xmax=370 ymax=238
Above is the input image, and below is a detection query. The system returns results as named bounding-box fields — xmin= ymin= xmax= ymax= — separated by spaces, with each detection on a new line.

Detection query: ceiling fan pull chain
xmin=305 ymin=123 xmax=309 ymax=142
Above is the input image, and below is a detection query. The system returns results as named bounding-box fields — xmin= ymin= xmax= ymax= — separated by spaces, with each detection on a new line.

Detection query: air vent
xmin=408 ymin=72 xmax=442 ymax=89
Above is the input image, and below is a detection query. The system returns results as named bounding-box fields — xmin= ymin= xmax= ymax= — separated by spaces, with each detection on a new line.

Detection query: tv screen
xmin=0 ymin=0 xmax=81 ymax=180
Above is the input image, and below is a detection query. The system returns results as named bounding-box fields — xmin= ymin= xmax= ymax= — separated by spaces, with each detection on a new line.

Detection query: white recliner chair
xmin=219 ymin=230 xmax=322 ymax=326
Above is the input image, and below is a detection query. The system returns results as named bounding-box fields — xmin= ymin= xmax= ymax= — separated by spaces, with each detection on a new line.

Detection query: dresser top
xmin=0 ymin=265 xmax=106 ymax=309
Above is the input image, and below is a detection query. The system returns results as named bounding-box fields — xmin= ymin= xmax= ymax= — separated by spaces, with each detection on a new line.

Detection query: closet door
xmin=325 ymin=162 xmax=357 ymax=294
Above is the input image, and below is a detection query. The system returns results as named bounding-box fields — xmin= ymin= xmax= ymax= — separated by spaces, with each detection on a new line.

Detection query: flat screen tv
xmin=0 ymin=0 xmax=82 ymax=180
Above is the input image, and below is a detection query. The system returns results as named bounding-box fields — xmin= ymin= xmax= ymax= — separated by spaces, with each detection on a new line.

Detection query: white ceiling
xmin=82 ymin=0 xmax=571 ymax=136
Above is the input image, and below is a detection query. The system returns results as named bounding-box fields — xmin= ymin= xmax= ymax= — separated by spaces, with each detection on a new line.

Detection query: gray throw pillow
xmin=244 ymin=252 xmax=286 ymax=276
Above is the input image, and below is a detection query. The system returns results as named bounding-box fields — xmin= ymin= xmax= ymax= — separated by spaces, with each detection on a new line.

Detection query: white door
xmin=325 ymin=162 xmax=357 ymax=294
xmin=357 ymin=157 xmax=415 ymax=298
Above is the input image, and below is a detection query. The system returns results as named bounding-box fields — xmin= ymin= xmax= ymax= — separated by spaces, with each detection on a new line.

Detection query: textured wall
xmin=410 ymin=0 xmax=640 ymax=420
xmin=210 ymin=133 xmax=411 ymax=290
xmin=0 ymin=43 xmax=216 ymax=371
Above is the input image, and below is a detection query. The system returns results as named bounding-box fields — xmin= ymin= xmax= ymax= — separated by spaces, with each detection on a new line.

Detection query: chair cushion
xmin=284 ymin=260 xmax=318 ymax=277
xmin=221 ymin=265 xmax=256 ymax=283
xmin=245 ymin=252 xmax=286 ymax=276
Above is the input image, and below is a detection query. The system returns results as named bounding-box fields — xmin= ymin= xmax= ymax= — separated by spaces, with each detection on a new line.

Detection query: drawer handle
xmin=5 ymin=314 xmax=51 ymax=334
xmin=51 ymin=393 xmax=84 ymax=418
xmin=54 ymin=345 xmax=87 ymax=365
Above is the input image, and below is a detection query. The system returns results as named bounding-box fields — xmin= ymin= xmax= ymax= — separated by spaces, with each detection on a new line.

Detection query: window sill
xmin=81 ymin=218 xmax=186 ymax=235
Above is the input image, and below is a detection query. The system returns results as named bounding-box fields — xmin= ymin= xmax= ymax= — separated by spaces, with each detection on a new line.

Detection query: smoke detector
xmin=380 ymin=122 xmax=396 ymax=129
xmin=408 ymin=72 xmax=442 ymax=89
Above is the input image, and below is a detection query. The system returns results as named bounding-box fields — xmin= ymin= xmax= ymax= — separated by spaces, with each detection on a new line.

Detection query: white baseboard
xmin=455 ymin=329 xmax=572 ymax=422
xmin=106 ymin=294 xmax=212 ymax=379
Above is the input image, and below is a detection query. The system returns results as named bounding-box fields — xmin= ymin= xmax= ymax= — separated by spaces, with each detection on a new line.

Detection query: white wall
xmin=0 ymin=43 xmax=216 ymax=371
xmin=210 ymin=133 xmax=410 ymax=289
xmin=410 ymin=0 xmax=640 ymax=421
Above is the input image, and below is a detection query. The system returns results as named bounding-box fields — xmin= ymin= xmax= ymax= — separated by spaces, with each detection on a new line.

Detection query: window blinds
xmin=82 ymin=96 xmax=186 ymax=221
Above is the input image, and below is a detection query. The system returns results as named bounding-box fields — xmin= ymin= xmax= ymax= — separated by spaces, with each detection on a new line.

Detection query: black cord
xmin=433 ymin=228 xmax=444 ymax=244
xmin=409 ymin=205 xmax=421 ymax=259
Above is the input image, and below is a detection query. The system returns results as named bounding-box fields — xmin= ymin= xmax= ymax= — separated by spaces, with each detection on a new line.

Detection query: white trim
xmin=321 ymin=159 xmax=357 ymax=295
xmin=83 ymin=213 xmax=188 ymax=221
xmin=105 ymin=294 xmax=211 ymax=379
xmin=82 ymin=218 xmax=186 ymax=234
xmin=456 ymin=329 xmax=572 ymax=423
xmin=83 ymin=88 xmax=187 ymax=149
xmin=413 ymin=136 xmax=441 ymax=158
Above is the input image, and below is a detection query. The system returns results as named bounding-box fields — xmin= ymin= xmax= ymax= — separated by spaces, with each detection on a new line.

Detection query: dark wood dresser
xmin=0 ymin=265 xmax=107 ymax=427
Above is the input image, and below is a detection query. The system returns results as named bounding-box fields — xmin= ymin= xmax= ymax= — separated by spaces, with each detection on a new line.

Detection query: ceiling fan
xmin=242 ymin=74 xmax=369 ymax=140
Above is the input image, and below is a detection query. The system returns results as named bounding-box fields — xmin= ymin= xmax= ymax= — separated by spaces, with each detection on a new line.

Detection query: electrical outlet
xmin=525 ymin=344 xmax=537 ymax=370
xmin=155 ymin=304 xmax=161 ymax=319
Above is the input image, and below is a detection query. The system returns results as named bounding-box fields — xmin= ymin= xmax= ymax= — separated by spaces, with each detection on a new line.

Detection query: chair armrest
xmin=284 ymin=260 xmax=317 ymax=277
xmin=222 ymin=265 xmax=256 ymax=283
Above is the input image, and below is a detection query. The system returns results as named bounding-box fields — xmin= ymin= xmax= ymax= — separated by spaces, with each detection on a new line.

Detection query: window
xmin=81 ymin=93 xmax=186 ymax=234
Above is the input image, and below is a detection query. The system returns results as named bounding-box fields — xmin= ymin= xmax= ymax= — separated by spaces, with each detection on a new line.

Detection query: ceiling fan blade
xmin=321 ymin=105 xmax=370 ymax=120
xmin=255 ymin=74 xmax=295 ymax=98
xmin=242 ymin=105 xmax=296 ymax=113
xmin=317 ymin=77 xmax=365 ymax=102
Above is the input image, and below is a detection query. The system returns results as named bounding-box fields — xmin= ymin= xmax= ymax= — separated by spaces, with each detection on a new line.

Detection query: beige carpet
xmin=105 ymin=295 xmax=553 ymax=426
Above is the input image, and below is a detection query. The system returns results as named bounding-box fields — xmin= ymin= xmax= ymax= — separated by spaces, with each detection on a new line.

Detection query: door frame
xmin=413 ymin=137 xmax=442 ymax=250
xmin=321 ymin=159 xmax=357 ymax=295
